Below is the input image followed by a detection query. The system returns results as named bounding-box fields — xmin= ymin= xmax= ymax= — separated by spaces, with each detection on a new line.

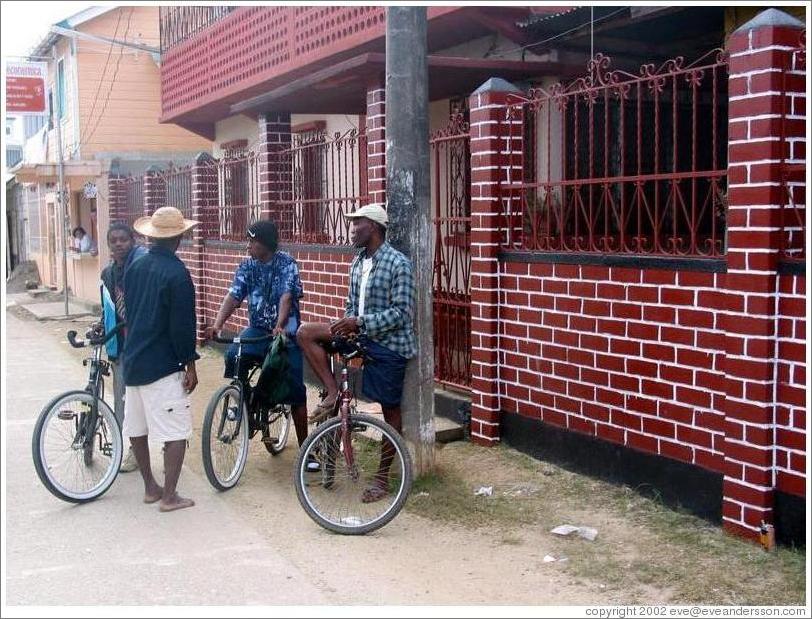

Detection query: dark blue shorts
xmin=360 ymin=338 xmax=408 ymax=409
xmin=224 ymin=327 xmax=307 ymax=406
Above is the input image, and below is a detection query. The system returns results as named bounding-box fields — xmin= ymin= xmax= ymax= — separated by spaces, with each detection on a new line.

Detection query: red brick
xmin=596 ymin=422 xmax=625 ymax=444
xmin=568 ymin=415 xmax=596 ymax=436
xmin=542 ymin=408 xmax=568 ymax=428
xmin=610 ymin=338 xmax=640 ymax=356
xmin=598 ymin=319 xmax=626 ymax=337
xmin=659 ymin=402 xmax=694 ymax=424
xmin=612 ymin=302 xmax=642 ymax=320
xmin=677 ymin=386 xmax=712 ymax=409
xmin=610 ymin=373 xmax=640 ymax=393
xmin=775 ymin=470 xmax=805 ymax=497
xmin=723 ymin=479 xmax=772 ymax=508
xmin=660 ymin=440 xmax=693 ymax=463
xmin=724 ymin=441 xmax=772 ymax=468
xmin=597 ymin=283 xmax=626 ymax=300
xmin=643 ymin=342 xmax=675 ymax=362
xmin=642 ymin=378 xmax=674 ymax=400
xmin=627 ymin=432 xmax=658 ymax=454
xmin=644 ymin=306 xmax=676 ymax=323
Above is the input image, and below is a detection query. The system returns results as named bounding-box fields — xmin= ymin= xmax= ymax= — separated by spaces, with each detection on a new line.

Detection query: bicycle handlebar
xmin=212 ymin=332 xmax=273 ymax=345
xmin=66 ymin=322 xmax=125 ymax=349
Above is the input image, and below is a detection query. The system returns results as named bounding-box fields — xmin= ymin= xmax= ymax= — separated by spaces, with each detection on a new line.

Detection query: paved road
xmin=3 ymin=310 xmax=328 ymax=605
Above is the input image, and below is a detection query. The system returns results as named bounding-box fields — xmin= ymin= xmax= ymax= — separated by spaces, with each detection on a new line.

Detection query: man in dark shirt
xmin=123 ymin=206 xmax=199 ymax=512
xmin=100 ymin=222 xmax=146 ymax=473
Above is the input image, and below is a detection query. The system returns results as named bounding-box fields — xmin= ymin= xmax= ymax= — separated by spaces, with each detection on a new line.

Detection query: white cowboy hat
xmin=344 ymin=203 xmax=388 ymax=228
xmin=134 ymin=206 xmax=199 ymax=239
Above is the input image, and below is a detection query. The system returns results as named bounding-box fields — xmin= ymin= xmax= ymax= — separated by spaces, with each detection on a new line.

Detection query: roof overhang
xmin=31 ymin=6 xmax=116 ymax=57
xmin=12 ymin=160 xmax=103 ymax=184
xmin=231 ymin=52 xmax=585 ymax=116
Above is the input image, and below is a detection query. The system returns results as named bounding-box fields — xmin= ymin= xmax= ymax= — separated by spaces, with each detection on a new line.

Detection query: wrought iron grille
xmin=780 ymin=29 xmax=806 ymax=264
xmin=123 ymin=175 xmax=144 ymax=227
xmin=501 ymin=50 xmax=729 ymax=257
xmin=431 ymin=113 xmax=471 ymax=390
xmin=277 ymin=128 xmax=367 ymax=245
xmin=159 ymin=6 xmax=237 ymax=53
xmin=206 ymin=152 xmax=262 ymax=242
xmin=157 ymin=164 xmax=193 ymax=220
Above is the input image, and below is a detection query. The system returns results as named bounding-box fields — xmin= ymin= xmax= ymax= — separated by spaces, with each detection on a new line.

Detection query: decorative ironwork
xmin=159 ymin=6 xmax=237 ymax=53
xmin=501 ymin=49 xmax=729 ymax=257
xmin=122 ymin=175 xmax=144 ymax=228
xmin=431 ymin=112 xmax=471 ymax=390
xmin=156 ymin=164 xmax=193 ymax=220
xmin=779 ymin=29 xmax=806 ymax=263
xmin=277 ymin=128 xmax=367 ymax=245
xmin=201 ymin=151 xmax=262 ymax=242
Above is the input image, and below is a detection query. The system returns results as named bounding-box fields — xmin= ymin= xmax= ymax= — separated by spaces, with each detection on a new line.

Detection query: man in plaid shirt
xmin=298 ymin=203 xmax=416 ymax=503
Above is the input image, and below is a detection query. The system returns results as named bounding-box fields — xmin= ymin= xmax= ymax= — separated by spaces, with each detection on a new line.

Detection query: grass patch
xmin=406 ymin=441 xmax=807 ymax=605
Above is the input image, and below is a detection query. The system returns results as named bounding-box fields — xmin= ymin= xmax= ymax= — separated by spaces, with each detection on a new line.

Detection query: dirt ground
xmin=23 ymin=308 xmax=808 ymax=606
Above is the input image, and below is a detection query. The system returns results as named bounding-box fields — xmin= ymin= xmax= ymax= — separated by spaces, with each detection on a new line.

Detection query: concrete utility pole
xmin=385 ymin=7 xmax=434 ymax=475
xmin=52 ymin=45 xmax=69 ymax=316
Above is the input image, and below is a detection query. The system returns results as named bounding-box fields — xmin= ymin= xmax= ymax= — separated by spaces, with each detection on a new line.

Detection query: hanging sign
xmin=6 ymin=61 xmax=48 ymax=115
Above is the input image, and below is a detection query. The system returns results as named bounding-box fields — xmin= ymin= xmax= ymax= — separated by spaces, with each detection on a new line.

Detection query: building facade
xmin=122 ymin=6 xmax=805 ymax=544
xmin=8 ymin=5 xmax=210 ymax=302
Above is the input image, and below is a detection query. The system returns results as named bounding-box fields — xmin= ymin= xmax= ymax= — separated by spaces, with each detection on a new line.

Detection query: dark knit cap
xmin=247 ymin=220 xmax=279 ymax=252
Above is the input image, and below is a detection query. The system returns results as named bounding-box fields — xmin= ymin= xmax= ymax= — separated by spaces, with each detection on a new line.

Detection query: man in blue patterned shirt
xmin=204 ymin=220 xmax=309 ymax=448
xmin=298 ymin=203 xmax=416 ymax=502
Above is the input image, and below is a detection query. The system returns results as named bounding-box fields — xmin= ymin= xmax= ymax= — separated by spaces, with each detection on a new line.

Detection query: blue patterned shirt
xmin=229 ymin=252 xmax=303 ymax=335
xmin=345 ymin=242 xmax=416 ymax=359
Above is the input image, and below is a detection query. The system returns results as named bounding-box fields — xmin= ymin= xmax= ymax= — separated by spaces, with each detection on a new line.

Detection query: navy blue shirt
xmin=122 ymin=245 xmax=199 ymax=386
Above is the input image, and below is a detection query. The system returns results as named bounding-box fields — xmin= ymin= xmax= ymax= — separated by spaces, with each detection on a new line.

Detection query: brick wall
xmin=774 ymin=273 xmax=806 ymax=497
xmin=498 ymin=261 xmax=728 ymax=474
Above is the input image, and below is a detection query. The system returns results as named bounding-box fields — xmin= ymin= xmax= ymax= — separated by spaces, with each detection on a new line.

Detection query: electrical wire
xmin=82 ymin=7 xmax=134 ymax=146
xmin=80 ymin=9 xmax=123 ymax=144
xmin=489 ymin=7 xmax=628 ymax=59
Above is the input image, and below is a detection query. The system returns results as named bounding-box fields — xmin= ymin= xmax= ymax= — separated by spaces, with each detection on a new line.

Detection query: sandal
xmin=361 ymin=484 xmax=389 ymax=504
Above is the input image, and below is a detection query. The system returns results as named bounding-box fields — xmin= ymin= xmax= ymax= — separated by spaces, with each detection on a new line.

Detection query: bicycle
xmin=32 ymin=323 xmax=125 ymax=503
xmin=201 ymin=332 xmax=292 ymax=491
xmin=293 ymin=337 xmax=413 ymax=535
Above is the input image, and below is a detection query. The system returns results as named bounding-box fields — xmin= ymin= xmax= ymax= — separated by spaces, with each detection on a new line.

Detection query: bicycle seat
xmin=325 ymin=336 xmax=365 ymax=360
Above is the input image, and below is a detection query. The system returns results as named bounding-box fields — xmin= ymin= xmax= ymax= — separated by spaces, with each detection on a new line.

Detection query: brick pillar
xmin=258 ymin=112 xmax=292 ymax=236
xmin=366 ymin=78 xmax=386 ymax=205
xmin=722 ymin=8 xmax=805 ymax=541
xmin=106 ymin=173 xmax=127 ymax=223
xmin=143 ymin=165 xmax=166 ymax=216
xmin=191 ymin=152 xmax=218 ymax=341
xmin=467 ymin=78 xmax=523 ymax=446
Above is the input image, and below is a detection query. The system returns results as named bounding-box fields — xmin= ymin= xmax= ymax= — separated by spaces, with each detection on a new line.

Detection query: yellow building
xmin=10 ymin=6 xmax=210 ymax=304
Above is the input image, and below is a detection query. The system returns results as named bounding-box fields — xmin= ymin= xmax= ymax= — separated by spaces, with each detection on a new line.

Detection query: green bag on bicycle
xmin=254 ymin=333 xmax=291 ymax=407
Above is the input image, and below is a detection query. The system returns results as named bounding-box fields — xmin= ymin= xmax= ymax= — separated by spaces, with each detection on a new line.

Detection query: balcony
xmin=158 ymin=6 xmax=520 ymax=131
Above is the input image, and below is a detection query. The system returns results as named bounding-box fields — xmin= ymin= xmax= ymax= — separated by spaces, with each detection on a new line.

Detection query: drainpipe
xmin=52 ymin=45 xmax=69 ymax=316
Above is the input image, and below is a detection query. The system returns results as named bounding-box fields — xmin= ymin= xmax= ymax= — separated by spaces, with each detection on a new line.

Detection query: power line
xmin=80 ymin=9 xmax=122 ymax=144
xmin=491 ymin=7 xmax=629 ymax=60
xmin=82 ymin=7 xmax=134 ymax=146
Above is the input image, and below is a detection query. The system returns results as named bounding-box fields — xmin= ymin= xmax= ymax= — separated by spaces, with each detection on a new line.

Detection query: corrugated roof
xmin=517 ymin=6 xmax=582 ymax=28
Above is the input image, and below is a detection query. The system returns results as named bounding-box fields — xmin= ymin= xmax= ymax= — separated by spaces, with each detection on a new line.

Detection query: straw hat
xmin=134 ymin=206 xmax=199 ymax=239
xmin=344 ymin=203 xmax=388 ymax=228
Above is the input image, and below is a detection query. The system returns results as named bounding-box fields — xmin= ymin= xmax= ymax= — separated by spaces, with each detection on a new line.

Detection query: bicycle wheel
xmin=262 ymin=404 xmax=291 ymax=455
xmin=201 ymin=384 xmax=249 ymax=491
xmin=32 ymin=390 xmax=123 ymax=503
xmin=294 ymin=412 xmax=413 ymax=535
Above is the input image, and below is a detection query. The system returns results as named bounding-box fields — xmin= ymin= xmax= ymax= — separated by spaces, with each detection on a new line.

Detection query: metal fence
xmin=277 ymin=128 xmax=367 ymax=245
xmin=122 ymin=175 xmax=144 ymax=227
xmin=159 ymin=6 xmax=237 ymax=53
xmin=431 ymin=112 xmax=471 ymax=389
xmin=500 ymin=50 xmax=729 ymax=257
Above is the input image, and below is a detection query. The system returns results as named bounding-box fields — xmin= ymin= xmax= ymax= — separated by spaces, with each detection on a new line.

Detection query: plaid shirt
xmin=345 ymin=242 xmax=416 ymax=359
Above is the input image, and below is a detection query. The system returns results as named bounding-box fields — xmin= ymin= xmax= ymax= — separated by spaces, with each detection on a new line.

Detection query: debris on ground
xmin=542 ymin=554 xmax=569 ymax=563
xmin=502 ymin=483 xmax=540 ymax=497
xmin=474 ymin=486 xmax=493 ymax=497
xmin=550 ymin=524 xmax=599 ymax=541
xmin=414 ymin=492 xmax=430 ymax=498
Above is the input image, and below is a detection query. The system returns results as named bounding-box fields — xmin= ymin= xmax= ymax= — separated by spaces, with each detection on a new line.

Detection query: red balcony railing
xmin=159 ymin=6 xmax=462 ymax=123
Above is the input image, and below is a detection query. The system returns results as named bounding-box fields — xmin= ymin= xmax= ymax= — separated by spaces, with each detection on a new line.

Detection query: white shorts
xmin=123 ymin=372 xmax=192 ymax=443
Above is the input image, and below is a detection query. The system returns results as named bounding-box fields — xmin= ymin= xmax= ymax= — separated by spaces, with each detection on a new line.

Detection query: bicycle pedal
xmin=57 ymin=410 xmax=76 ymax=421
xmin=261 ymin=435 xmax=275 ymax=445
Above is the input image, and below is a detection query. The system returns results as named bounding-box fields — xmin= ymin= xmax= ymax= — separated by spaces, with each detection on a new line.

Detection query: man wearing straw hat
xmin=122 ymin=206 xmax=200 ymax=512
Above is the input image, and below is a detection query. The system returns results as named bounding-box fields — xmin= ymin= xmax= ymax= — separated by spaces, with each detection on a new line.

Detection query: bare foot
xmin=144 ymin=485 xmax=164 ymax=504
xmin=159 ymin=494 xmax=195 ymax=512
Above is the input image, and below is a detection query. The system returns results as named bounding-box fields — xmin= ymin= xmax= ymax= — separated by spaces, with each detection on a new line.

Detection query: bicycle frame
xmin=66 ymin=324 xmax=121 ymax=457
xmin=213 ymin=333 xmax=269 ymax=443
